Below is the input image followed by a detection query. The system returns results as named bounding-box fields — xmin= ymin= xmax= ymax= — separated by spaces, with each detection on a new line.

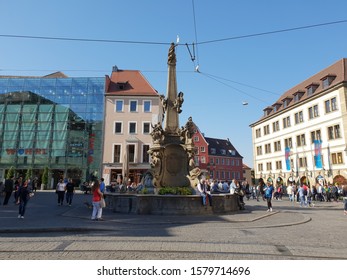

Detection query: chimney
xmin=112 ymin=65 xmax=119 ymax=72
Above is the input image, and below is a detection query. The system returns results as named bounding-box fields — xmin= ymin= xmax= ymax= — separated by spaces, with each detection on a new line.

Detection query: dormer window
xmin=272 ymin=102 xmax=282 ymax=113
xmin=293 ymin=91 xmax=305 ymax=102
xmin=321 ymin=75 xmax=336 ymax=89
xmin=306 ymin=83 xmax=319 ymax=96
xmin=117 ymin=81 xmax=128 ymax=90
xmin=263 ymin=106 xmax=273 ymax=116
xmin=282 ymin=96 xmax=292 ymax=109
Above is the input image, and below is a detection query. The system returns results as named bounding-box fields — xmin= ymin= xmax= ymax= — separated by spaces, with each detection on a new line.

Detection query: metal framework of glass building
xmin=0 ymin=75 xmax=104 ymax=188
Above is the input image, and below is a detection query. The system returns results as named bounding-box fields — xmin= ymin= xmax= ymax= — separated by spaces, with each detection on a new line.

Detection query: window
xmin=256 ymin=146 xmax=262 ymax=156
xmin=274 ymin=141 xmax=281 ymax=152
xmin=258 ymin=163 xmax=263 ymax=172
xmin=331 ymin=152 xmax=343 ymax=164
xmin=308 ymin=105 xmax=319 ymax=119
xmin=114 ymin=122 xmax=122 ymax=134
xmin=265 ymin=143 xmax=271 ymax=154
xmin=129 ymin=122 xmax=136 ymax=134
xmin=296 ymin=134 xmax=306 ymax=147
xmin=115 ymin=100 xmax=124 ymax=112
xmin=129 ymin=100 xmax=138 ymax=112
xmin=128 ymin=144 xmax=135 ymax=163
xmin=284 ymin=137 xmax=292 ymax=149
xmin=299 ymin=157 xmax=307 ymax=168
xmin=327 ymin=124 xmax=341 ymax=140
xmin=142 ymin=144 xmax=150 ymax=163
xmin=293 ymin=91 xmax=304 ymax=102
xmin=325 ymin=97 xmax=338 ymax=113
xmin=263 ymin=125 xmax=270 ymax=135
xmin=113 ymin=145 xmax=121 ymax=163
xmin=294 ymin=111 xmax=304 ymax=124
xmin=272 ymin=121 xmax=279 ymax=132
xmin=283 ymin=116 xmax=291 ymax=129
xmin=256 ymin=128 xmax=261 ymax=138
xmin=275 ymin=161 xmax=282 ymax=170
xmin=200 ymin=146 xmax=205 ymax=153
xmin=210 ymin=148 xmax=216 ymax=154
xmin=266 ymin=162 xmax=272 ymax=171
xmin=306 ymin=84 xmax=319 ymax=96
xmin=322 ymin=75 xmax=336 ymax=89
xmin=311 ymin=130 xmax=321 ymax=143
xmin=143 ymin=122 xmax=150 ymax=134
xmin=143 ymin=100 xmax=151 ymax=112
xmin=220 ymin=149 xmax=226 ymax=155
xmin=200 ymin=156 xmax=206 ymax=164
xmin=194 ymin=136 xmax=199 ymax=142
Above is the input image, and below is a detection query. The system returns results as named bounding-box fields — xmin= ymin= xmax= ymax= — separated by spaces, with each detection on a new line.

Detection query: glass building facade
xmin=0 ymin=75 xmax=105 ymax=188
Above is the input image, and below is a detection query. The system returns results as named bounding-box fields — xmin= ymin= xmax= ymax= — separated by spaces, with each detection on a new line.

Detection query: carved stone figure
xmin=173 ymin=91 xmax=184 ymax=113
xmin=167 ymin=42 xmax=176 ymax=64
xmin=160 ymin=94 xmax=167 ymax=121
xmin=150 ymin=122 xmax=164 ymax=144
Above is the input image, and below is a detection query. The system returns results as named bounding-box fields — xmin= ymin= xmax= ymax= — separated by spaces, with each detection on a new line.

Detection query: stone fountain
xmin=106 ymin=43 xmax=240 ymax=215
xmin=148 ymin=43 xmax=201 ymax=189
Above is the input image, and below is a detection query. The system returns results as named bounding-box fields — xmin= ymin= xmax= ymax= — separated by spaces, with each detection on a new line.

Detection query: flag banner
xmin=285 ymin=147 xmax=291 ymax=171
xmin=314 ymin=140 xmax=322 ymax=168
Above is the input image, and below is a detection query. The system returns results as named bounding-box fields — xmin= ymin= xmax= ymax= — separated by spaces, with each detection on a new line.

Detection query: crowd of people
xmin=194 ymin=177 xmax=347 ymax=215
xmin=2 ymin=174 xmax=347 ymax=219
xmin=0 ymin=176 xmax=35 ymax=218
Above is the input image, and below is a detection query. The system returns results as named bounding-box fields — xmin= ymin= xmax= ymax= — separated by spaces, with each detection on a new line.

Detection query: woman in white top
xmin=56 ymin=179 xmax=66 ymax=206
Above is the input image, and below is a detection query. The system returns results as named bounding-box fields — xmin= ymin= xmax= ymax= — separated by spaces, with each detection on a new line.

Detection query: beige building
xmin=102 ymin=67 xmax=162 ymax=185
xmin=250 ymin=58 xmax=347 ymax=186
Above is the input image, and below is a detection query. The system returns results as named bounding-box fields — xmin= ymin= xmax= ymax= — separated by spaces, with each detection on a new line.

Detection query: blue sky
xmin=1 ymin=0 xmax=347 ymax=167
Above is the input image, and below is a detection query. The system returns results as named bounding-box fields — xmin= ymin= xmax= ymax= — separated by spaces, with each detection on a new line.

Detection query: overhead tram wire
xmin=200 ymin=72 xmax=281 ymax=96
xmin=1 ymin=19 xmax=346 ymax=47
xmin=198 ymin=71 xmax=269 ymax=104
xmin=197 ymin=19 xmax=347 ymax=45
xmin=191 ymin=0 xmax=200 ymax=69
xmin=0 ymin=34 xmax=172 ymax=46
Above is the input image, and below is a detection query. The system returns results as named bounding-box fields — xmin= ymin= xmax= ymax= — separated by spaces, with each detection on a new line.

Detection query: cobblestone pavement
xmin=0 ymin=191 xmax=346 ymax=260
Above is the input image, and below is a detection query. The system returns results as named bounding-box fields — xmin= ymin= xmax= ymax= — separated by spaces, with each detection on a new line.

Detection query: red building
xmin=192 ymin=124 xmax=243 ymax=181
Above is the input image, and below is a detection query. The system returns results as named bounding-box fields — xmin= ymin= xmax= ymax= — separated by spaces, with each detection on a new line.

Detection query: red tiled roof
xmin=105 ymin=70 xmax=158 ymax=96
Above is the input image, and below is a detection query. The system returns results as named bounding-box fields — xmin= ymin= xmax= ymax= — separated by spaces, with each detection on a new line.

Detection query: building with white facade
xmin=102 ymin=67 xmax=162 ymax=185
xmin=250 ymin=58 xmax=347 ymax=186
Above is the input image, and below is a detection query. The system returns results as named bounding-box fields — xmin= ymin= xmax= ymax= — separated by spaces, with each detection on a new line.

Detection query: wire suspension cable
xmin=198 ymin=71 xmax=268 ymax=104
xmin=198 ymin=19 xmax=347 ymax=45
xmin=0 ymin=34 xmax=171 ymax=45
xmin=191 ymin=0 xmax=200 ymax=65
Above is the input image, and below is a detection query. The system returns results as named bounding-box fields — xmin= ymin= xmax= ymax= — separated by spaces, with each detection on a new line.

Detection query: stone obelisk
xmin=148 ymin=43 xmax=199 ymax=189
xmin=164 ymin=43 xmax=180 ymax=134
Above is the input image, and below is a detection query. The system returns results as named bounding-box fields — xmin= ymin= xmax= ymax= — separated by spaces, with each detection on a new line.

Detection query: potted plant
xmin=25 ymin=168 xmax=33 ymax=181
xmin=6 ymin=166 xmax=15 ymax=179
xmin=41 ymin=167 xmax=49 ymax=190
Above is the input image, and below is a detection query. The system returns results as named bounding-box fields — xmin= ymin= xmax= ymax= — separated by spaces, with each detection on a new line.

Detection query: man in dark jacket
xmin=3 ymin=176 xmax=14 ymax=205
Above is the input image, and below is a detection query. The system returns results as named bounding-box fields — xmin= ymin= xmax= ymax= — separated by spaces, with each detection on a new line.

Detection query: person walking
xmin=287 ymin=182 xmax=294 ymax=202
xmin=56 ymin=179 xmax=66 ymax=206
xmin=264 ymin=179 xmax=274 ymax=212
xmin=91 ymin=180 xmax=103 ymax=221
xmin=342 ymin=185 xmax=347 ymax=216
xmin=18 ymin=180 xmax=30 ymax=219
xmin=65 ymin=178 xmax=75 ymax=206
xmin=297 ymin=185 xmax=308 ymax=207
xmin=3 ymin=176 xmax=14 ymax=206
